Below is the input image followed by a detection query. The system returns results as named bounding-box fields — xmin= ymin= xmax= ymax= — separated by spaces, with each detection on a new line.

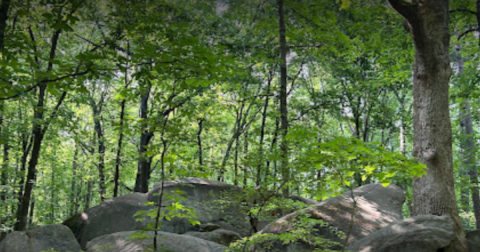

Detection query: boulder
xmin=259 ymin=183 xmax=405 ymax=250
xmin=148 ymin=177 xmax=249 ymax=235
xmin=0 ymin=224 xmax=81 ymax=252
xmin=346 ymin=215 xmax=455 ymax=252
xmin=64 ymin=178 xmax=248 ymax=248
xmin=466 ymin=230 xmax=480 ymax=252
xmin=86 ymin=230 xmax=227 ymax=252
xmin=63 ymin=192 xmax=155 ymax=248
xmin=185 ymin=228 xmax=242 ymax=246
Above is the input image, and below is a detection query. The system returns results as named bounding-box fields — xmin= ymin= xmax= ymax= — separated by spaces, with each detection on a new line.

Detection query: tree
xmin=388 ymin=0 xmax=467 ymax=251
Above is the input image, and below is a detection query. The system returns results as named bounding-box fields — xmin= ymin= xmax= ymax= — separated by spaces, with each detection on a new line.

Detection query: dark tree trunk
xmin=89 ymin=101 xmax=106 ymax=201
xmin=277 ymin=0 xmax=289 ymax=197
xmin=388 ymin=0 xmax=467 ymax=250
xmin=0 ymin=0 xmax=10 ymax=51
xmin=134 ymin=83 xmax=153 ymax=193
xmin=114 ymin=41 xmax=130 ymax=197
xmin=70 ymin=146 xmax=78 ymax=216
xmin=14 ymin=83 xmax=47 ymax=231
xmin=256 ymin=71 xmax=273 ymax=187
xmin=197 ymin=118 xmax=204 ymax=171
xmin=243 ymin=130 xmax=248 ymax=187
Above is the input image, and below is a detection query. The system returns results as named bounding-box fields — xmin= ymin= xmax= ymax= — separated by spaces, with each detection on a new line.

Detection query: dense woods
xmin=1 ymin=0 xmax=480 ymax=251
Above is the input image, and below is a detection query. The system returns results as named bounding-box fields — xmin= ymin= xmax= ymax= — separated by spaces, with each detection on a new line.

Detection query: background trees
xmin=1 ymin=0 xmax=480 ymax=243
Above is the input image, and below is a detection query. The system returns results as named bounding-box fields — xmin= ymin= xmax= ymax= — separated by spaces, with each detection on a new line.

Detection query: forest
xmin=0 ymin=0 xmax=479 ymax=251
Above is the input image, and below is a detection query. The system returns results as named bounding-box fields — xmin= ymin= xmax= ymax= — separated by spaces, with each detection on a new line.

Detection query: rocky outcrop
xmin=259 ymin=183 xmax=405 ymax=250
xmin=63 ymin=192 xmax=155 ymax=248
xmin=86 ymin=230 xmax=227 ymax=252
xmin=185 ymin=229 xmax=242 ymax=246
xmin=64 ymin=177 xmax=248 ymax=248
xmin=346 ymin=215 xmax=455 ymax=252
xmin=0 ymin=224 xmax=81 ymax=252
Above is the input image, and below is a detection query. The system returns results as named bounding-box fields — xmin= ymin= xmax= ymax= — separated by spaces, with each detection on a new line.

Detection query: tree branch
xmin=458 ymin=28 xmax=477 ymax=41
xmin=450 ymin=9 xmax=477 ymax=15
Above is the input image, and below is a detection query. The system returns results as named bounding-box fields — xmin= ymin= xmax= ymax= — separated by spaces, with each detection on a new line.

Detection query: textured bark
xmin=134 ymin=84 xmax=153 ymax=193
xmin=277 ymin=0 xmax=289 ymax=197
xmin=114 ymin=41 xmax=130 ymax=197
xmin=388 ymin=0 xmax=467 ymax=251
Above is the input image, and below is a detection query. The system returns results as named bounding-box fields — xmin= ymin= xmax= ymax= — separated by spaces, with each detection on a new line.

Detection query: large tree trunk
xmin=388 ymin=0 xmax=467 ymax=251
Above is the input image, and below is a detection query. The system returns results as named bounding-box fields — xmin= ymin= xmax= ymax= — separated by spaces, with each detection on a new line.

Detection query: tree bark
xmin=197 ymin=118 xmax=204 ymax=171
xmin=134 ymin=83 xmax=153 ymax=193
xmin=277 ymin=0 xmax=289 ymax=197
xmin=256 ymin=70 xmax=273 ymax=187
xmin=89 ymin=99 xmax=106 ymax=201
xmin=388 ymin=0 xmax=467 ymax=250
xmin=70 ymin=146 xmax=78 ymax=216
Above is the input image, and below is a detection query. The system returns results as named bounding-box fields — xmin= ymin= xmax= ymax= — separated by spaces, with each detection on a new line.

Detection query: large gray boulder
xmin=148 ymin=177 xmax=248 ymax=235
xmin=259 ymin=183 xmax=405 ymax=250
xmin=63 ymin=192 xmax=155 ymax=248
xmin=86 ymin=230 xmax=227 ymax=252
xmin=0 ymin=224 xmax=81 ymax=252
xmin=346 ymin=215 xmax=455 ymax=252
xmin=64 ymin=178 xmax=247 ymax=249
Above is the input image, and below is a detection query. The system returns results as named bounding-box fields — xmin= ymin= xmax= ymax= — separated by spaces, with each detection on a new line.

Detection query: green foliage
xmin=227 ymin=211 xmax=345 ymax=252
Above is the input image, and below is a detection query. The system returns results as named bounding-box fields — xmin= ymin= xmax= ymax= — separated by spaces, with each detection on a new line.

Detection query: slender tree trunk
xmin=197 ymin=118 xmax=204 ymax=172
xmin=243 ymin=131 xmax=248 ymax=187
xmin=0 ymin=0 xmax=10 ymax=52
xmin=15 ymin=83 xmax=47 ymax=231
xmin=114 ymin=41 xmax=130 ymax=197
xmin=70 ymin=146 xmax=78 ymax=216
xmin=256 ymin=73 xmax=272 ymax=186
xmin=277 ymin=0 xmax=289 ymax=197
xmin=265 ymin=117 xmax=280 ymax=186
xmin=134 ymin=83 xmax=153 ymax=193
xmin=388 ymin=1 xmax=467 ymax=250
xmin=85 ymin=180 xmax=92 ymax=210
xmin=90 ymin=103 xmax=106 ymax=201
xmin=28 ymin=194 xmax=34 ymax=228
xmin=234 ymin=135 xmax=239 ymax=186
xmin=50 ymin=154 xmax=55 ymax=223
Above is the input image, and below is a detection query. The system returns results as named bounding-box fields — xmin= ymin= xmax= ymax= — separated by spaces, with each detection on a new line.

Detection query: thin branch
xmin=450 ymin=9 xmax=477 ymax=15
xmin=458 ymin=28 xmax=477 ymax=41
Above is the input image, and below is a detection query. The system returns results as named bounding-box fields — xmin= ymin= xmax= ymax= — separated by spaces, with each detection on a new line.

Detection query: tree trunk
xmin=197 ymin=118 xmax=204 ymax=171
xmin=14 ymin=83 xmax=47 ymax=231
xmin=388 ymin=1 xmax=467 ymax=250
xmin=256 ymin=71 xmax=273 ymax=187
xmin=90 ymin=102 xmax=106 ymax=201
xmin=114 ymin=41 xmax=130 ymax=197
xmin=70 ymin=146 xmax=78 ymax=216
xmin=277 ymin=0 xmax=289 ymax=197
xmin=134 ymin=83 xmax=153 ymax=193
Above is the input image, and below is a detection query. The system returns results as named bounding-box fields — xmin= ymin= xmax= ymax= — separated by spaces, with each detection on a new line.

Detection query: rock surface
xmin=346 ymin=215 xmax=455 ymax=252
xmin=86 ymin=230 xmax=227 ymax=252
xmin=259 ymin=183 xmax=405 ymax=250
xmin=466 ymin=230 xmax=480 ymax=252
xmin=64 ymin=177 xmax=247 ymax=248
xmin=63 ymin=192 xmax=155 ymax=248
xmin=0 ymin=224 xmax=81 ymax=252
xmin=148 ymin=177 xmax=248 ymax=235
xmin=185 ymin=228 xmax=242 ymax=246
